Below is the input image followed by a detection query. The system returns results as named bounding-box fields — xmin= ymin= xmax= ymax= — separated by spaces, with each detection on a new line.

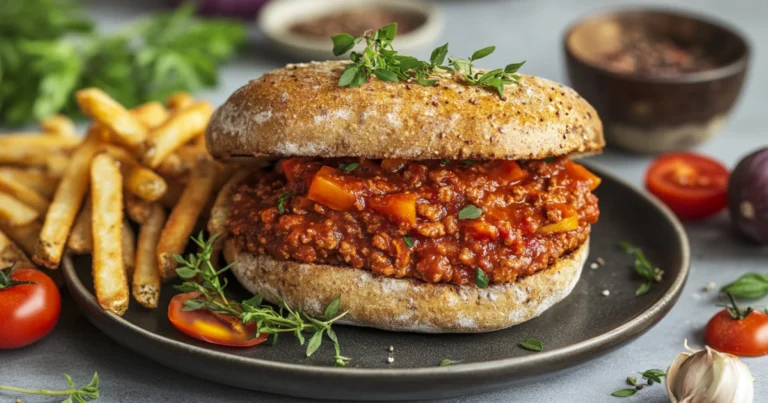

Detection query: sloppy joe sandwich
xmin=206 ymin=60 xmax=604 ymax=333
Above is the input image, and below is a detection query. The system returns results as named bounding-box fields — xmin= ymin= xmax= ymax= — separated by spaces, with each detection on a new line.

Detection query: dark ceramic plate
xmin=62 ymin=164 xmax=689 ymax=401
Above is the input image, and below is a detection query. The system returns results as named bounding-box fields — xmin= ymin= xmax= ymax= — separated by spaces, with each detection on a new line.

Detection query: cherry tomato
xmin=704 ymin=309 xmax=768 ymax=356
xmin=0 ymin=267 xmax=61 ymax=349
xmin=168 ymin=292 xmax=267 ymax=347
xmin=645 ymin=152 xmax=729 ymax=220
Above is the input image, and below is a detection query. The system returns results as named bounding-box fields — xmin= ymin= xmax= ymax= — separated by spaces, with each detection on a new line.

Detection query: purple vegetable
xmin=728 ymin=148 xmax=768 ymax=244
xmin=168 ymin=0 xmax=269 ymax=18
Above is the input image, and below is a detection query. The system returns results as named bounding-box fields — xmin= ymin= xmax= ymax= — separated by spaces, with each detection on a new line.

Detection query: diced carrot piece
xmin=368 ymin=193 xmax=417 ymax=227
xmin=307 ymin=166 xmax=356 ymax=210
xmin=493 ymin=160 xmax=526 ymax=183
xmin=537 ymin=215 xmax=579 ymax=235
xmin=464 ymin=221 xmax=499 ymax=241
xmin=280 ymin=158 xmax=302 ymax=183
xmin=565 ymin=160 xmax=602 ymax=190
xmin=381 ymin=158 xmax=408 ymax=172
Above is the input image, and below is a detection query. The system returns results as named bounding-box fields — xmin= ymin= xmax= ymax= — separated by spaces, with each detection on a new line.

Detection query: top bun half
xmin=205 ymin=61 xmax=604 ymax=161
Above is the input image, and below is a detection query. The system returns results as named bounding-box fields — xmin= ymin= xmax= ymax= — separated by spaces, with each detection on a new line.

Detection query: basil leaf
xmin=611 ymin=389 xmax=636 ymax=397
xmin=331 ymin=33 xmax=355 ymax=56
xmin=459 ymin=205 xmax=483 ymax=220
xmin=471 ymin=46 xmax=495 ymax=61
xmin=374 ymin=68 xmax=398 ymax=82
xmin=439 ymin=359 xmax=459 ymax=366
xmin=519 ymin=338 xmax=543 ymax=352
xmin=721 ymin=273 xmax=768 ymax=299
xmin=475 ymin=268 xmax=489 ymax=288
xmin=324 ymin=297 xmax=341 ymax=319
xmin=403 ymin=235 xmax=414 ymax=249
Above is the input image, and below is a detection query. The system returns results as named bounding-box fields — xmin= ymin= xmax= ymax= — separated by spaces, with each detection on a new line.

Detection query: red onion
xmin=728 ymin=148 xmax=768 ymax=244
xmin=168 ymin=0 xmax=269 ymax=18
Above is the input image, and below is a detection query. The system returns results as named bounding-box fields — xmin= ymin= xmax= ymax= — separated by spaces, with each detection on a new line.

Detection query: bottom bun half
xmin=224 ymin=238 xmax=588 ymax=333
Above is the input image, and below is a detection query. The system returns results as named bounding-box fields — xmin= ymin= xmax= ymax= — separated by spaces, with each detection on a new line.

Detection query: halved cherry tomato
xmin=645 ymin=153 xmax=729 ymax=220
xmin=0 ymin=267 xmax=61 ymax=349
xmin=307 ymin=166 xmax=357 ymax=210
xmin=368 ymin=193 xmax=417 ymax=227
xmin=168 ymin=292 xmax=267 ymax=347
xmin=704 ymin=308 xmax=768 ymax=357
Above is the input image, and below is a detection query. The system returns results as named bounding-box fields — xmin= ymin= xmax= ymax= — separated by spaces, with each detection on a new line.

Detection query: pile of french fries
xmin=0 ymin=89 xmax=245 ymax=315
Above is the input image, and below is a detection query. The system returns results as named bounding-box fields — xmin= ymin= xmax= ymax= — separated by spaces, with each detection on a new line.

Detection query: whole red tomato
xmin=705 ymin=307 xmax=768 ymax=357
xmin=0 ymin=267 xmax=61 ymax=349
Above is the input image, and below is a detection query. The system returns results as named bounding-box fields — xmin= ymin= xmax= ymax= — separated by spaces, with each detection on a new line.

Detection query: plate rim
xmin=62 ymin=163 xmax=690 ymax=380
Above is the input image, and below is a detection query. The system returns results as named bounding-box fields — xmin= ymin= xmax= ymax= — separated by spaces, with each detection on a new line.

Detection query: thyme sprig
xmin=331 ymin=23 xmax=524 ymax=98
xmin=174 ymin=233 xmax=351 ymax=367
xmin=0 ymin=373 xmax=99 ymax=402
xmin=619 ymin=242 xmax=664 ymax=296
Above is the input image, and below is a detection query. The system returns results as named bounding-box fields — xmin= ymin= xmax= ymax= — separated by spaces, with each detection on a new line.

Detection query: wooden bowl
xmin=564 ymin=8 xmax=749 ymax=153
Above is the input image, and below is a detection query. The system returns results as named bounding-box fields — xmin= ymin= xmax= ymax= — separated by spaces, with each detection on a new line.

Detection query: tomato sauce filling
xmin=227 ymin=158 xmax=600 ymax=286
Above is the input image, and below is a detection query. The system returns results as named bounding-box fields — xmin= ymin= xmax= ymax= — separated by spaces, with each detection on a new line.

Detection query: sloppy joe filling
xmin=227 ymin=158 xmax=600 ymax=286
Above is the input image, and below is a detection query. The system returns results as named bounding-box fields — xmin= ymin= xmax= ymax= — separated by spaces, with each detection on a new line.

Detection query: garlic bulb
xmin=667 ymin=342 xmax=754 ymax=403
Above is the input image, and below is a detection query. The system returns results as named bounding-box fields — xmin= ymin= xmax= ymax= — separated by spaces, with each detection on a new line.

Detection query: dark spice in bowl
xmin=599 ymin=30 xmax=716 ymax=76
xmin=290 ymin=8 xmax=426 ymax=39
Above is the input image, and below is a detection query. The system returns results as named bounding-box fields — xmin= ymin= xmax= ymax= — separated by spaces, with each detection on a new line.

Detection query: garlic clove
xmin=667 ymin=343 xmax=754 ymax=403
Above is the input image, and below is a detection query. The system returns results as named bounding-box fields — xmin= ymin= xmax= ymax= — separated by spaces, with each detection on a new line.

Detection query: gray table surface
xmin=2 ymin=0 xmax=767 ymax=401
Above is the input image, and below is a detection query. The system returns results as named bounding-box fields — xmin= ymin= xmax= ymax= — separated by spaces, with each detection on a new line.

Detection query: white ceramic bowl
xmin=259 ymin=0 xmax=443 ymax=61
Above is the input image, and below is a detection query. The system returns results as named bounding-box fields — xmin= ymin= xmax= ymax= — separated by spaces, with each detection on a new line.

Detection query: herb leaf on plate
xmin=619 ymin=242 xmax=664 ymax=296
xmin=519 ymin=337 xmax=543 ymax=352
xmin=721 ymin=273 xmax=768 ymax=299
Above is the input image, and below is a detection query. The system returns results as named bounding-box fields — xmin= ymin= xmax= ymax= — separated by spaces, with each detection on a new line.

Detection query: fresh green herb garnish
xmin=277 ymin=192 xmax=297 ymax=214
xmin=174 ymin=233 xmax=351 ymax=367
xmin=611 ymin=388 xmax=636 ymax=397
xmin=459 ymin=205 xmax=483 ymax=220
xmin=0 ymin=2 xmax=246 ymax=124
xmin=440 ymin=159 xmax=451 ymax=165
xmin=462 ymin=160 xmax=476 ymax=166
xmin=519 ymin=338 xmax=543 ymax=352
xmin=339 ymin=162 xmax=360 ymax=172
xmin=475 ymin=268 xmax=489 ymax=288
xmin=439 ymin=359 xmax=460 ymax=366
xmin=0 ymin=372 xmax=99 ymax=402
xmin=403 ymin=235 xmax=413 ymax=249
xmin=721 ymin=273 xmax=768 ymax=299
xmin=543 ymin=157 xmax=555 ymax=163
xmin=626 ymin=376 xmax=637 ymax=386
xmin=619 ymin=242 xmax=663 ymax=296
xmin=331 ymin=23 xmax=524 ymax=98
xmin=639 ymin=369 xmax=666 ymax=384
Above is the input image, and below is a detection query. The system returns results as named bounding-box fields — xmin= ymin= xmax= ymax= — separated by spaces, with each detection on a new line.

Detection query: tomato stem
xmin=0 ymin=384 xmax=76 ymax=396
xmin=726 ymin=292 xmax=753 ymax=320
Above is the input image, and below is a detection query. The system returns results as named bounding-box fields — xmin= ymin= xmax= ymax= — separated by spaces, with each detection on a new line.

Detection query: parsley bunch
xmin=331 ymin=23 xmax=525 ymax=98
xmin=174 ymin=233 xmax=351 ymax=367
xmin=0 ymin=2 xmax=246 ymax=125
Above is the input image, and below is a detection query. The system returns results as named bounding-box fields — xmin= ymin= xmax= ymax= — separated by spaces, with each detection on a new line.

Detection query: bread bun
xmin=224 ymin=238 xmax=588 ymax=333
xmin=206 ymin=61 xmax=604 ymax=162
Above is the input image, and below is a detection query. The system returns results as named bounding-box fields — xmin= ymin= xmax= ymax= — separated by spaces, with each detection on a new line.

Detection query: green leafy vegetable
xmin=458 ymin=205 xmax=483 ymax=220
xmin=721 ymin=273 xmax=768 ymax=299
xmin=403 ymin=235 xmax=413 ymax=249
xmin=439 ymin=359 xmax=460 ymax=366
xmin=475 ymin=268 xmax=489 ymax=288
xmin=339 ymin=162 xmax=360 ymax=172
xmin=330 ymin=23 xmax=524 ymax=98
xmin=174 ymin=232 xmax=351 ymax=367
xmin=0 ymin=372 xmax=99 ymax=402
xmin=611 ymin=388 xmax=636 ymax=397
xmin=277 ymin=192 xmax=297 ymax=214
xmin=519 ymin=338 xmax=543 ymax=352
xmin=619 ymin=242 xmax=664 ymax=296
xmin=639 ymin=369 xmax=666 ymax=384
xmin=0 ymin=2 xmax=246 ymax=124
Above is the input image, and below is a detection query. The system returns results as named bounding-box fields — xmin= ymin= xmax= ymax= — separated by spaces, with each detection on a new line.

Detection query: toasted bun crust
xmin=206 ymin=61 xmax=604 ymax=161
xmin=224 ymin=238 xmax=588 ymax=333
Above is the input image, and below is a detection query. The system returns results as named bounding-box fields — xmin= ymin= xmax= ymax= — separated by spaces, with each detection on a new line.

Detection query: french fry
xmin=158 ymin=180 xmax=185 ymax=210
xmin=76 ymin=88 xmax=147 ymax=150
xmin=0 ymin=135 xmax=80 ymax=149
xmin=155 ymin=153 xmax=186 ymax=179
xmin=132 ymin=204 xmax=165 ymax=308
xmin=0 ymin=147 xmax=67 ymax=170
xmin=0 ymin=171 xmax=50 ymax=214
xmin=0 ymin=192 xmax=39 ymax=226
xmin=45 ymin=153 xmax=70 ymax=177
xmin=122 ymin=220 xmax=136 ymax=280
xmin=0 ymin=168 xmax=60 ymax=198
xmin=130 ymin=101 xmax=169 ymax=130
xmin=166 ymin=92 xmax=194 ymax=112
xmin=34 ymin=133 xmax=102 ymax=269
xmin=105 ymin=145 xmax=168 ymax=202
xmin=0 ymin=229 xmax=33 ymax=268
xmin=0 ymin=221 xmax=41 ymax=256
xmin=157 ymin=157 xmax=217 ymax=281
xmin=90 ymin=153 xmax=128 ymax=315
xmin=67 ymin=199 xmax=92 ymax=254
xmin=41 ymin=114 xmax=77 ymax=137
xmin=125 ymin=194 xmax=153 ymax=224
xmin=142 ymin=102 xmax=213 ymax=168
